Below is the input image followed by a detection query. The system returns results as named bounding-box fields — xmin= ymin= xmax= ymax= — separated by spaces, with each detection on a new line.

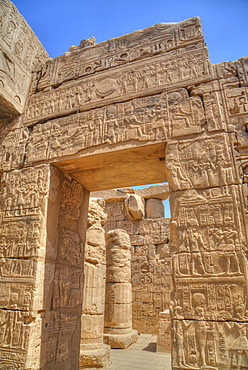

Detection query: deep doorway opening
xmin=37 ymin=141 xmax=172 ymax=370
xmin=89 ymin=180 xmax=172 ymax=368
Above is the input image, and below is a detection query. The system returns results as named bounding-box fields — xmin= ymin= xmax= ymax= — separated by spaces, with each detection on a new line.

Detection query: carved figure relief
xmin=166 ymin=134 xmax=237 ymax=191
xmin=0 ymin=0 xmax=49 ymax=115
xmin=0 ymin=127 xmax=29 ymax=171
xmin=25 ymin=93 xmax=169 ymax=162
xmin=0 ymin=166 xmax=49 ymax=217
xmin=167 ymin=89 xmax=205 ymax=137
xmin=172 ymin=307 xmax=248 ymax=370
xmin=237 ymin=56 xmax=248 ymax=87
xmin=169 ymin=184 xmax=248 ymax=331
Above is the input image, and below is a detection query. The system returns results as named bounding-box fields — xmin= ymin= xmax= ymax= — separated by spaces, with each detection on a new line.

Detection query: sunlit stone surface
xmin=0 ymin=1 xmax=248 ymax=368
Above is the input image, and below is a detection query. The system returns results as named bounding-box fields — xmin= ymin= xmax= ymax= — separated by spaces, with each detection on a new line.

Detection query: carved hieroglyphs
xmin=156 ymin=309 xmax=171 ymax=353
xmin=0 ymin=0 xmax=49 ymax=118
xmin=0 ymin=1 xmax=248 ymax=369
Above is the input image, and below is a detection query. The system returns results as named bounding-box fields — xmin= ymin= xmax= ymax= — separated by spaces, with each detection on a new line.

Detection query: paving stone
xmin=103 ymin=334 xmax=171 ymax=370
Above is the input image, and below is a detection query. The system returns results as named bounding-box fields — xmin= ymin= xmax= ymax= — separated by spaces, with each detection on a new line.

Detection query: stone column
xmin=79 ymin=198 xmax=110 ymax=368
xmin=104 ymin=229 xmax=138 ymax=348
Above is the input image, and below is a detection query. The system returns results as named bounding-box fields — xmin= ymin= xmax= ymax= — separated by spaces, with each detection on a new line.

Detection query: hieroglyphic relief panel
xmin=45 ymin=311 xmax=79 ymax=367
xmin=25 ymin=93 xmax=169 ymax=162
xmin=169 ymin=182 xmax=248 ymax=369
xmin=189 ymin=70 xmax=248 ymax=134
xmin=167 ymin=88 xmax=205 ymax=137
xmin=0 ymin=166 xmax=86 ymax=370
xmin=171 ymin=186 xmax=244 ymax=242
xmin=0 ymin=164 xmax=51 ymax=370
xmin=45 ymin=173 xmax=86 ymax=370
xmin=0 ymin=126 xmax=29 ymax=171
xmin=36 ymin=17 xmax=204 ymax=92
xmin=0 ymin=166 xmax=50 ymax=290
xmin=221 ymin=84 xmax=248 ymax=176
xmin=172 ymin=313 xmax=248 ymax=369
xmin=51 ymin=265 xmax=83 ymax=310
xmin=0 ymin=308 xmax=30 ymax=369
xmin=189 ymin=82 xmax=227 ymax=132
xmin=215 ymin=78 xmax=248 ymax=237
xmin=25 ymin=89 xmax=205 ymax=164
xmin=223 ymin=86 xmax=248 ymax=121
xmin=0 ymin=165 xmax=49 ymax=219
xmin=237 ymin=56 xmax=248 ymax=87
xmin=24 ymin=44 xmax=212 ymax=125
xmin=130 ymin=219 xmax=171 ymax=333
xmin=50 ymin=174 xmax=84 ymax=309
xmin=166 ymin=133 xmax=239 ymax=192
xmin=0 ymin=0 xmax=49 ymax=116
xmin=170 ymin=192 xmax=248 ymax=369
xmin=165 ymin=75 xmax=248 ymax=369
xmin=0 ymin=1 xmax=48 ymax=70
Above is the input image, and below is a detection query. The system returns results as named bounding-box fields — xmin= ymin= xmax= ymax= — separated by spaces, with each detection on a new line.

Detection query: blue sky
xmin=12 ymin=0 xmax=248 ymax=218
xmin=13 ymin=0 xmax=248 ymax=63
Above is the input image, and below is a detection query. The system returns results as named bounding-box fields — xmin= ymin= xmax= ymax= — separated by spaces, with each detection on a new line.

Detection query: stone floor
xmin=84 ymin=334 xmax=171 ymax=370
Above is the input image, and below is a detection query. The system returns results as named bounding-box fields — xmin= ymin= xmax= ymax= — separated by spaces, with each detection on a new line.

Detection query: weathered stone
xmin=98 ymin=186 xmax=171 ymax=334
xmin=92 ymin=183 xmax=170 ymax=201
xmin=0 ymin=5 xmax=247 ymax=369
xmin=156 ymin=309 xmax=171 ymax=353
xmin=135 ymin=183 xmax=170 ymax=200
xmin=80 ymin=198 xmax=110 ymax=368
xmin=0 ymin=0 xmax=49 ymax=119
xmin=146 ymin=198 xmax=164 ymax=218
xmin=79 ymin=345 xmax=111 ymax=368
xmin=103 ymin=330 xmax=138 ymax=349
xmin=125 ymin=193 xmax=145 ymax=220
xmin=104 ymin=229 xmax=138 ymax=348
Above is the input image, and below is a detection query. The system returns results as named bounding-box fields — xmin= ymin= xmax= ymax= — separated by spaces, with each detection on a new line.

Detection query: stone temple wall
xmin=92 ymin=184 xmax=171 ymax=334
xmin=0 ymin=2 xmax=248 ymax=368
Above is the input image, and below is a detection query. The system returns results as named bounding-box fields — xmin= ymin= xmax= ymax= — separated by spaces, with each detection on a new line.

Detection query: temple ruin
xmin=0 ymin=0 xmax=248 ymax=369
xmin=93 ymin=184 xmax=171 ymax=335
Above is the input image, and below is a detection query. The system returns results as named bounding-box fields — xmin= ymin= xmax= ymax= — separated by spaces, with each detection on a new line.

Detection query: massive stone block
xmin=0 ymin=0 xmax=49 ymax=119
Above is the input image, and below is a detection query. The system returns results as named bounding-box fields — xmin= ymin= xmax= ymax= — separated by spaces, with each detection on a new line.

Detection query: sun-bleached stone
xmin=104 ymin=229 xmax=138 ymax=348
xmin=0 ymin=3 xmax=247 ymax=368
